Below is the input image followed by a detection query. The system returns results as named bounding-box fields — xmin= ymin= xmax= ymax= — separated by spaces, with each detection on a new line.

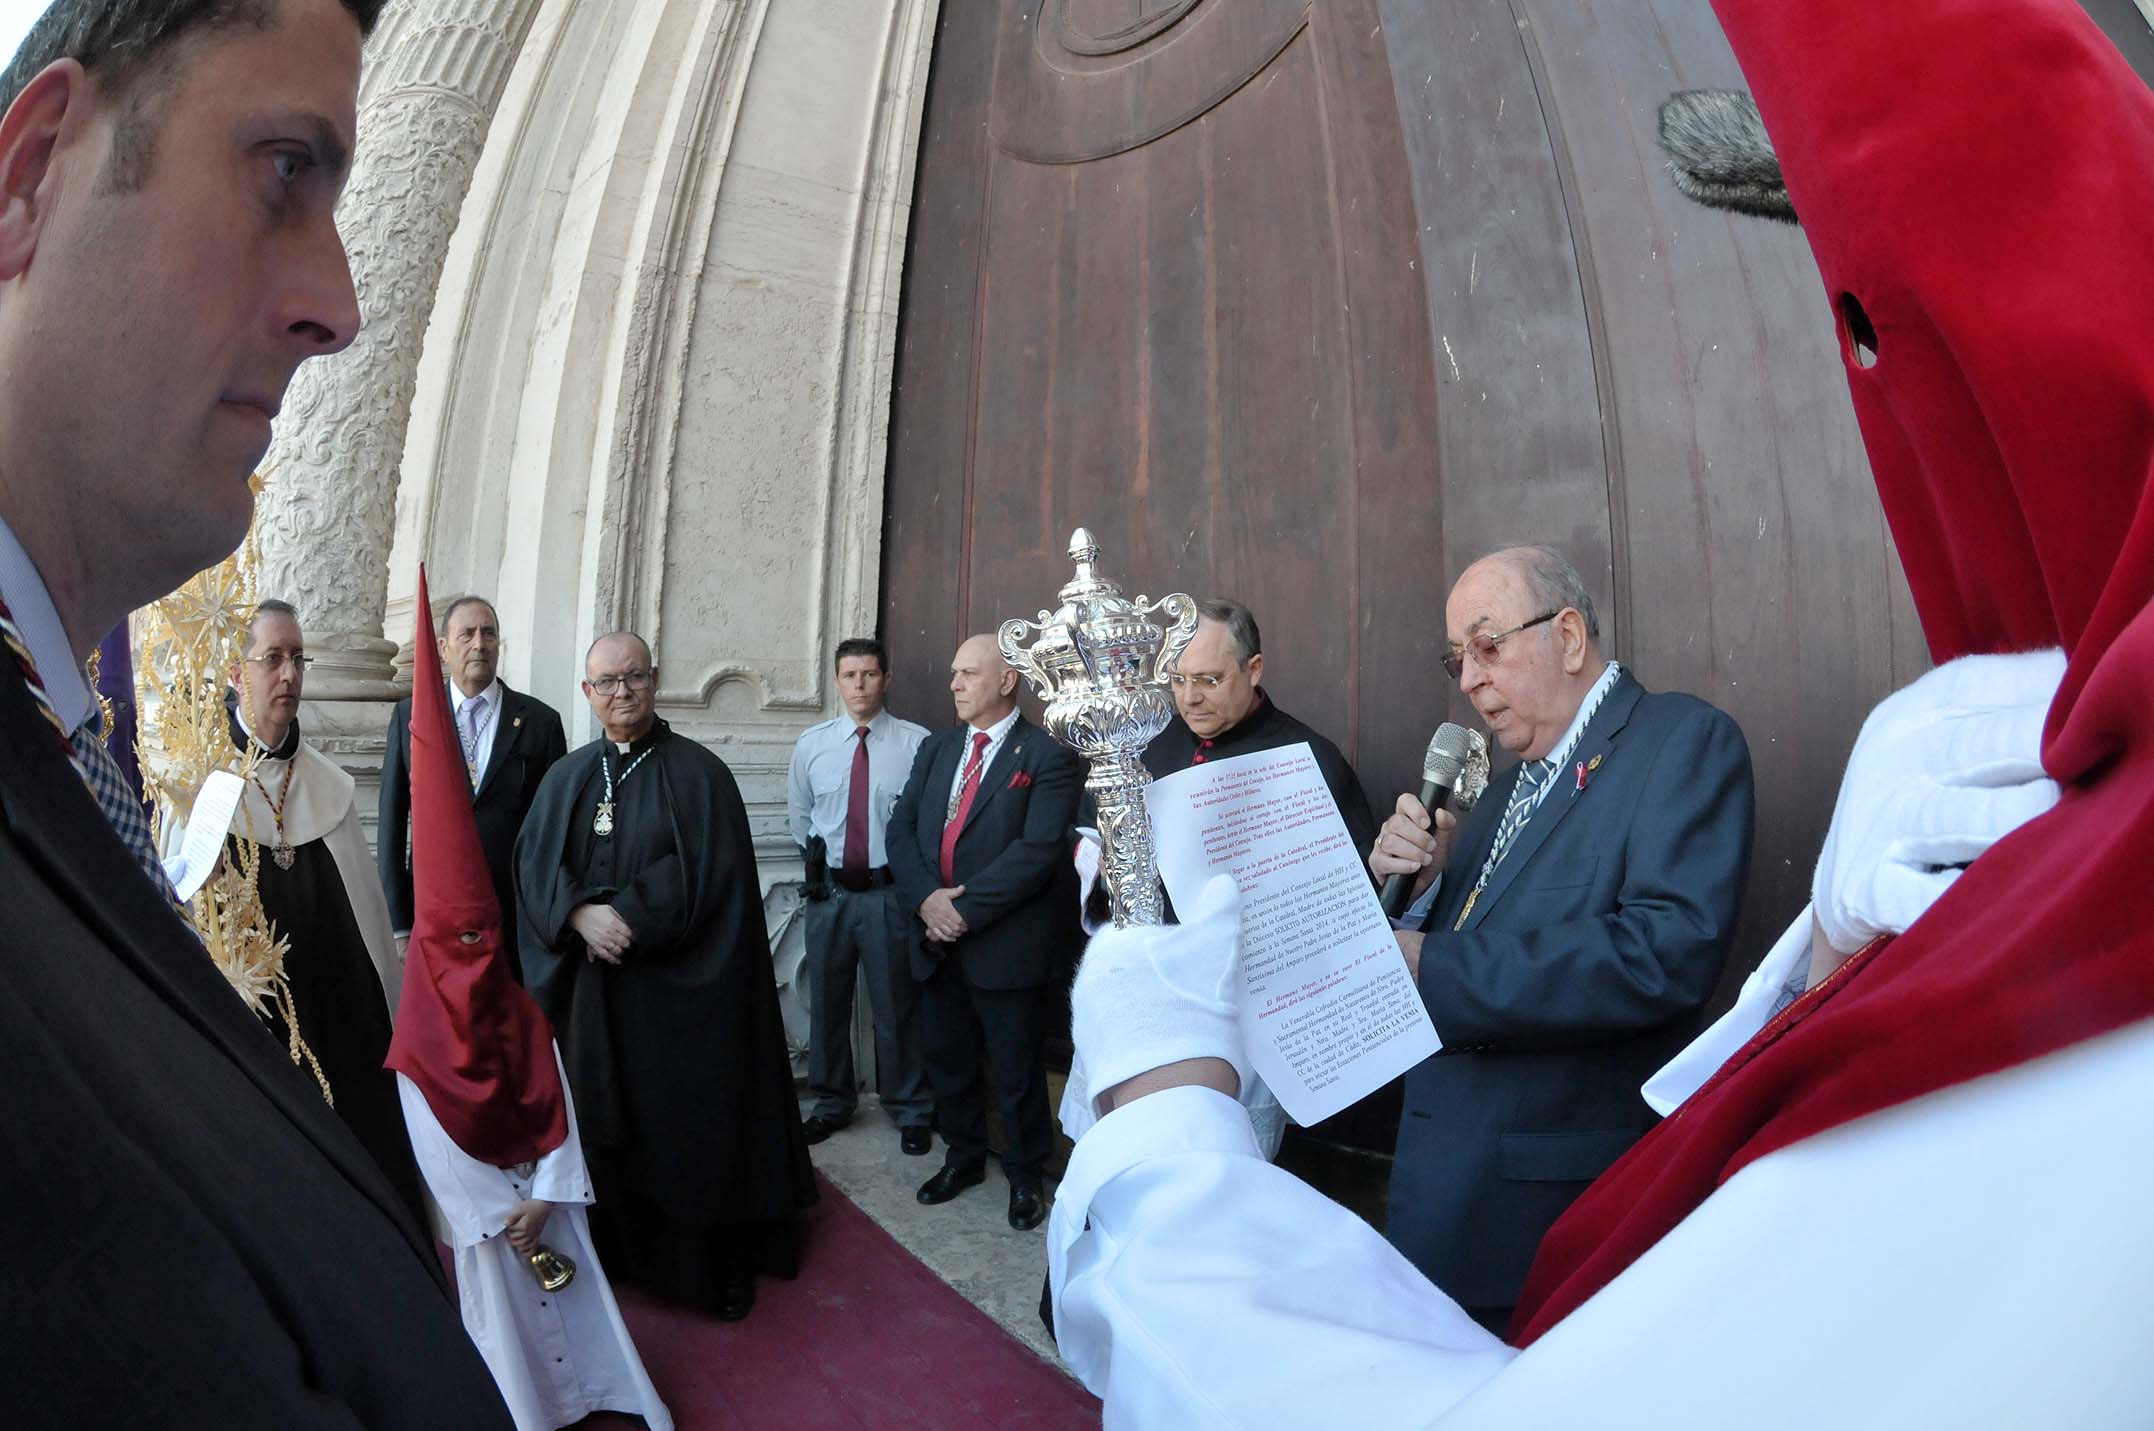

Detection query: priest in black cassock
xmin=218 ymin=599 xmax=428 ymax=1228
xmin=515 ymin=632 xmax=815 ymax=1322
xmin=1145 ymin=597 xmax=1379 ymax=860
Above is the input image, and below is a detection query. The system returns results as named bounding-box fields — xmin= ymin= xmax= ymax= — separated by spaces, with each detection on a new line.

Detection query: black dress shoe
xmin=1008 ymin=1183 xmax=1046 ymax=1231
xmin=916 ymin=1162 xmax=986 ymax=1205
xmin=900 ymin=1125 xmax=933 ymax=1156
xmin=715 ymin=1271 xmax=756 ymax=1321
xmin=800 ymin=1115 xmax=846 ymax=1145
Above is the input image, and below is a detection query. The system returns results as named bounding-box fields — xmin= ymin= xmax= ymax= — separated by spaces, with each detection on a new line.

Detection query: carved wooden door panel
xmin=885 ymin=0 xmax=1442 ymax=821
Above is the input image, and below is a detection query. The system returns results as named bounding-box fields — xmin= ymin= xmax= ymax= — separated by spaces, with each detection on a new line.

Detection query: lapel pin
xmin=1575 ymin=753 xmax=1603 ymax=793
xmin=513 ymin=716 xmax=523 ymax=728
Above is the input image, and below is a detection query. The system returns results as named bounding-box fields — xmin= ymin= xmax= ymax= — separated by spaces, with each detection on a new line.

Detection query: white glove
xmin=1813 ymin=648 xmax=2064 ymax=954
xmin=1072 ymin=827 xmax=1109 ymax=936
xmin=1069 ymin=873 xmax=1249 ymax=1117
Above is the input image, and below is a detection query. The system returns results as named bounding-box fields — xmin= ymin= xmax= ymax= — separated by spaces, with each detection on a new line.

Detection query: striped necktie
xmin=1448 ymin=756 xmax=1554 ymax=931
xmin=460 ymin=691 xmax=488 ymax=791
xmin=1484 ymin=756 xmax=1554 ymax=877
xmin=1 ymin=589 xmax=170 ymax=899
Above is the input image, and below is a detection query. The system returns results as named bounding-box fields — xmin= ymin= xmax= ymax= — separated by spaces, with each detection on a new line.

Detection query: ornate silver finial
xmin=1000 ymin=529 xmax=1196 ymax=926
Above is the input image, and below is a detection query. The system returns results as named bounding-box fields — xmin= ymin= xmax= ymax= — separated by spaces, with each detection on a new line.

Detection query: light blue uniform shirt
xmin=787 ymin=707 xmax=930 ymax=869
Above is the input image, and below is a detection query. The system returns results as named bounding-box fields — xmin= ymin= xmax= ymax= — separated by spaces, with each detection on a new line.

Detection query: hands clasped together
xmin=568 ymin=903 xmax=633 ymax=965
xmin=919 ymin=885 xmax=969 ymax=943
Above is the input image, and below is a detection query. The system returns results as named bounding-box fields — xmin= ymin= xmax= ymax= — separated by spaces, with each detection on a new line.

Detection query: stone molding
xmin=257 ymin=0 xmax=546 ymax=699
xmin=383 ymin=0 xmax=945 ymax=867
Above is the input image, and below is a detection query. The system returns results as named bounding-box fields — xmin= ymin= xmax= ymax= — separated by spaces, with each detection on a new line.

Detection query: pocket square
xmin=1008 ymin=769 xmax=1034 ymax=790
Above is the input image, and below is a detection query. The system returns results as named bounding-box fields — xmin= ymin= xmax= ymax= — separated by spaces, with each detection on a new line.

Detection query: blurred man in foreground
xmin=0 ymin=1 xmax=511 ymax=1422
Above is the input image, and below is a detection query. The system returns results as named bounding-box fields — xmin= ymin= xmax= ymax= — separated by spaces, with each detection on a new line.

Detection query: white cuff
xmin=1642 ymin=904 xmax=1812 ymax=1115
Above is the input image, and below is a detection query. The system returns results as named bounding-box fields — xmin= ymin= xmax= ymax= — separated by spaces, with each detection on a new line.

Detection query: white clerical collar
xmin=450 ymin=677 xmax=502 ymax=714
xmin=969 ymin=705 xmax=1021 ymax=743
xmin=233 ymin=703 xmax=298 ymax=761
xmin=0 ymin=512 xmax=92 ymax=732
xmin=1544 ymin=660 xmax=1623 ymax=766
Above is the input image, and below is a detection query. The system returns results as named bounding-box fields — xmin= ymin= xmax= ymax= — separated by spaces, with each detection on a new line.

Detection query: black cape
xmin=1144 ymin=692 xmax=1380 ymax=859
xmin=514 ymin=719 xmax=815 ymax=1229
xmin=229 ymin=715 xmax=427 ymax=1229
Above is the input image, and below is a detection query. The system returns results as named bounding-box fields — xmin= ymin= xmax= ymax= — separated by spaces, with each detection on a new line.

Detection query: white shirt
xmin=0 ymin=513 xmax=92 ymax=732
xmin=1397 ymin=661 xmax=1624 ymax=928
xmin=787 ymin=707 xmax=930 ymax=869
xmin=1050 ymin=1018 xmax=2154 ymax=1428
xmin=944 ymin=705 xmax=1021 ymax=815
xmin=450 ymin=678 xmax=505 ymax=790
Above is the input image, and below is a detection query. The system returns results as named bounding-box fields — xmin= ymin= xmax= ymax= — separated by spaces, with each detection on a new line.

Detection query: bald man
xmin=887 ymin=634 xmax=1084 ymax=1229
xmin=514 ymin=633 xmax=815 ymax=1321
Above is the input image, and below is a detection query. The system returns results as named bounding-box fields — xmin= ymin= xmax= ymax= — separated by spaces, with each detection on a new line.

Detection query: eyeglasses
xmin=1442 ymin=611 xmax=1560 ymax=680
xmin=246 ymin=650 xmax=313 ymax=673
xmin=588 ymin=670 xmax=654 ymax=695
xmin=1165 ymin=671 xmax=1231 ymax=691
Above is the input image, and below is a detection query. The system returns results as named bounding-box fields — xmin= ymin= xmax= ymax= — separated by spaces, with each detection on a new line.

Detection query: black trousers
xmin=803 ymin=885 xmax=932 ymax=1124
xmin=918 ymin=957 xmax=1051 ymax=1187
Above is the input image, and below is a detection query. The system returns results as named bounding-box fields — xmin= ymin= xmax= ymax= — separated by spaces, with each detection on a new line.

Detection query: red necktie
xmin=842 ymin=726 xmax=871 ymax=885
xmin=939 ymin=730 xmax=992 ymax=884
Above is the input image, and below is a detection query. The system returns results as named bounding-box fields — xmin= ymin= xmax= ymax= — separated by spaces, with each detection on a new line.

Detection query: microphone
xmin=1379 ymin=723 xmax=1475 ymax=919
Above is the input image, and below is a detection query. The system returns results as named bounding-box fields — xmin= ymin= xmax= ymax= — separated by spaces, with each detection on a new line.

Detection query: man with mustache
xmin=378 ymin=593 xmax=569 ymax=982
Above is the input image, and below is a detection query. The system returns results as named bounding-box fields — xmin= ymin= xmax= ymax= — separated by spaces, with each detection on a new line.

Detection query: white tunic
xmin=1049 ymin=1017 xmax=2154 ymax=1429
xmin=398 ymin=1051 xmax=672 ymax=1431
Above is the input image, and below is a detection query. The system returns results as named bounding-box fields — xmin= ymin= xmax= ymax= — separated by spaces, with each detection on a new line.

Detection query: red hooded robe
xmin=1514 ymin=0 xmax=2154 ymax=1343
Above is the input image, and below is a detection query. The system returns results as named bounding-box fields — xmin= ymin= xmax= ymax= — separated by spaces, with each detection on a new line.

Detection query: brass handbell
xmin=526 ymin=1244 xmax=576 ymax=1292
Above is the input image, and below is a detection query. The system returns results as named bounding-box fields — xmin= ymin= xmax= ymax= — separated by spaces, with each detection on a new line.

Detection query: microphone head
xmin=1423 ymin=722 xmax=1474 ymax=785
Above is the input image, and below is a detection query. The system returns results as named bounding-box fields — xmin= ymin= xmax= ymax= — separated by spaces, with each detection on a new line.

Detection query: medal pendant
xmin=272 ymin=841 xmax=295 ymax=871
xmin=594 ymin=801 xmax=614 ymax=837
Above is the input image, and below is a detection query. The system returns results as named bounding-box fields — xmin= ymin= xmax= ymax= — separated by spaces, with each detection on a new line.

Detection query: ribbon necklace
xmin=251 ymin=757 xmax=297 ymax=869
xmin=595 ymin=744 xmax=655 ymax=837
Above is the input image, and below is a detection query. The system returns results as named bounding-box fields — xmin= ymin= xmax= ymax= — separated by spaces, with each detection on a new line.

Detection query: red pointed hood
xmin=1514 ymin=0 xmax=2154 ymax=1344
xmin=384 ymin=568 xmax=568 ymax=1166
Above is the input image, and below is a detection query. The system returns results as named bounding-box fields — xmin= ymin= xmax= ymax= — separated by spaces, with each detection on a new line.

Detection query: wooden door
xmin=882 ymin=0 xmax=1999 ymax=1148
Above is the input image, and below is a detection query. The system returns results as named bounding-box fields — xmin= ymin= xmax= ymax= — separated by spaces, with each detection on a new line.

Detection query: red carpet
xmin=575 ymin=1174 xmax=1099 ymax=1430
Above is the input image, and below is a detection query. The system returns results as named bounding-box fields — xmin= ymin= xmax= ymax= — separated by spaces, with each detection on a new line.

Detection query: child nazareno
xmin=388 ymin=568 xmax=671 ymax=1431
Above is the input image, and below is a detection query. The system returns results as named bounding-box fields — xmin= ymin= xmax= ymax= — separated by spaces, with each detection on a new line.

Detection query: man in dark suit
xmin=889 ymin=632 xmax=1083 ymax=1230
xmin=379 ymin=594 xmax=567 ymax=980
xmin=0 ymin=0 xmax=511 ymax=1423
xmin=1368 ymin=545 xmax=1754 ymax=1332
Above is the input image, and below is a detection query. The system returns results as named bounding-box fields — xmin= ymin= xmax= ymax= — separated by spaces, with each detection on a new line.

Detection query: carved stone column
xmin=257 ymin=0 xmax=544 ymax=698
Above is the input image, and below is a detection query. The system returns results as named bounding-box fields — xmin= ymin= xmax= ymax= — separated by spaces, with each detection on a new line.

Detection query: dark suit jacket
xmin=1387 ymin=669 xmax=1754 ymax=1309
xmin=0 ymin=663 xmax=511 ymax=1427
xmin=888 ymin=714 xmax=1084 ymax=989
xmin=379 ymin=682 xmax=566 ymax=951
